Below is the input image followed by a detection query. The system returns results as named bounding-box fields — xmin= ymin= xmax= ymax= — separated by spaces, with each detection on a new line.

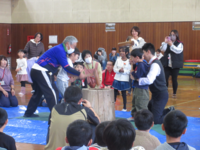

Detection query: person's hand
xmin=164 ymin=36 xmax=168 ymax=43
xmin=167 ymin=40 xmax=173 ymax=46
xmin=81 ymin=99 xmax=92 ymax=108
xmin=11 ymin=89 xmax=15 ymax=96
xmin=105 ymin=85 xmax=111 ymax=89
xmin=15 ymin=68 xmax=20 ymax=72
xmin=98 ymin=51 xmax=102 ymax=56
xmin=3 ymin=90 xmax=8 ymax=97
xmin=119 ymin=68 xmax=124 ymax=72
xmin=130 ymin=73 xmax=135 ymax=80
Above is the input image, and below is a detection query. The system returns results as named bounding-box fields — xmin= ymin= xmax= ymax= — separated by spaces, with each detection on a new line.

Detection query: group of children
xmin=54 ymin=109 xmax=194 ymax=150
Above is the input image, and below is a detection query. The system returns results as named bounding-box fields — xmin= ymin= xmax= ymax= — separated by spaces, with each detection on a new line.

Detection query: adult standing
xmin=138 ymin=43 xmax=174 ymax=124
xmin=160 ymin=30 xmax=183 ymax=97
xmin=0 ymin=56 xmax=18 ymax=107
xmin=24 ymin=32 xmax=45 ymax=59
xmin=24 ymin=36 xmax=86 ymax=117
xmin=129 ymin=26 xmax=146 ymax=51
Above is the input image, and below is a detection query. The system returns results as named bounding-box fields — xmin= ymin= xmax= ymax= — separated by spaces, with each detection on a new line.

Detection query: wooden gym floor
xmin=9 ymin=70 xmax=200 ymax=150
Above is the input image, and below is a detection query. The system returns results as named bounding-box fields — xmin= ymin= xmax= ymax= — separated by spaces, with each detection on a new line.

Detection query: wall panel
xmin=11 ymin=22 xmax=200 ymax=68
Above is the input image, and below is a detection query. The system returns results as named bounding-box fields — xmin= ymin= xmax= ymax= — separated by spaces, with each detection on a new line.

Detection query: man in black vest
xmin=138 ymin=43 xmax=174 ymax=124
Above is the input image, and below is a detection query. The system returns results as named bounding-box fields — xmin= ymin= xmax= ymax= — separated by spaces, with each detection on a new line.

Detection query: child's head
xmin=74 ymin=62 xmax=84 ymax=72
xmin=103 ymin=119 xmax=136 ymax=150
xmin=130 ymin=48 xmax=143 ymax=64
xmin=156 ymin=49 xmax=161 ymax=57
xmin=18 ymin=49 xmax=25 ymax=58
xmin=95 ymin=121 xmax=110 ymax=147
xmin=68 ymin=47 xmax=80 ymax=63
xmin=0 ymin=108 xmax=8 ymax=129
xmin=82 ymin=50 xmax=92 ymax=64
xmin=162 ymin=110 xmax=188 ymax=138
xmin=134 ymin=109 xmax=154 ymax=131
xmin=119 ymin=47 xmax=126 ymax=58
xmin=142 ymin=43 xmax=155 ymax=61
xmin=66 ymin=120 xmax=92 ymax=146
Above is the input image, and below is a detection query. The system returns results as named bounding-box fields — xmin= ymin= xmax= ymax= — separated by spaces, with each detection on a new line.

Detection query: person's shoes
xmin=172 ymin=94 xmax=176 ymax=98
xmin=122 ymin=109 xmax=127 ymax=112
xmin=127 ymin=117 xmax=134 ymax=121
xmin=23 ymin=114 xmax=39 ymax=117
xmin=31 ymin=90 xmax=35 ymax=93
xmin=168 ymin=106 xmax=175 ymax=111
xmin=18 ymin=92 xmax=24 ymax=97
xmin=126 ymin=92 xmax=131 ymax=96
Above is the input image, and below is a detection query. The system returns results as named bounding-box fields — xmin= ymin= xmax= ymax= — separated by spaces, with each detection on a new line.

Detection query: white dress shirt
xmin=139 ymin=56 xmax=161 ymax=85
xmin=160 ymin=42 xmax=183 ymax=67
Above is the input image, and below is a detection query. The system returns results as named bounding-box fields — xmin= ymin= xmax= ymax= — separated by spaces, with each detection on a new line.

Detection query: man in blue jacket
xmin=24 ymin=36 xmax=86 ymax=117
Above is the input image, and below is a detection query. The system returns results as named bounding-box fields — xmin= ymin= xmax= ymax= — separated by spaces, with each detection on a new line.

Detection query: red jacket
xmin=101 ymin=69 xmax=115 ymax=88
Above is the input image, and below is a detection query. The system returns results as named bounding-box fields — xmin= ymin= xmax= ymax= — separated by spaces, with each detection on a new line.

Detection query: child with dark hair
xmin=128 ymin=49 xmax=149 ymax=121
xmin=134 ymin=109 xmax=160 ymax=150
xmin=103 ymin=119 xmax=145 ymax=150
xmin=15 ymin=49 xmax=28 ymax=96
xmin=109 ymin=47 xmax=119 ymax=63
xmin=155 ymin=49 xmax=163 ymax=60
xmin=56 ymin=120 xmax=93 ymax=150
xmin=113 ymin=47 xmax=131 ymax=111
xmin=0 ymin=108 xmax=16 ymax=150
xmin=89 ymin=121 xmax=110 ymax=150
xmin=155 ymin=110 xmax=195 ymax=150
xmin=71 ymin=62 xmax=87 ymax=89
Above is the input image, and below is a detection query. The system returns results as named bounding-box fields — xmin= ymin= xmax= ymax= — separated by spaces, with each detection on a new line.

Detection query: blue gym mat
xmin=1 ymin=106 xmax=200 ymax=149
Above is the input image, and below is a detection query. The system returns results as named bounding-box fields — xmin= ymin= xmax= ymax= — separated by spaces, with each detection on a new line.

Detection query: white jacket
xmin=16 ymin=58 xmax=28 ymax=74
xmin=113 ymin=57 xmax=131 ymax=82
xmin=131 ymin=37 xmax=146 ymax=50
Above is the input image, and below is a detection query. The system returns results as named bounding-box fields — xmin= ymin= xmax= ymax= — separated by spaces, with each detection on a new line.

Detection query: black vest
xmin=160 ymin=41 xmax=183 ymax=68
xmin=149 ymin=59 xmax=168 ymax=93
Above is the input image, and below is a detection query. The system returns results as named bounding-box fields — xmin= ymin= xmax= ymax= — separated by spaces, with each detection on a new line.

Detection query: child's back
xmin=133 ymin=109 xmax=160 ymax=150
xmin=0 ymin=108 xmax=16 ymax=150
xmin=0 ymin=132 xmax=16 ymax=150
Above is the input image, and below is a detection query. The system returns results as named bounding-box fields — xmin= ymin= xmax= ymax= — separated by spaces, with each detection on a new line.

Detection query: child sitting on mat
xmin=134 ymin=109 xmax=160 ymax=150
xmin=89 ymin=121 xmax=110 ymax=150
xmin=56 ymin=120 xmax=93 ymax=150
xmin=0 ymin=108 xmax=17 ymax=150
xmin=155 ymin=110 xmax=196 ymax=150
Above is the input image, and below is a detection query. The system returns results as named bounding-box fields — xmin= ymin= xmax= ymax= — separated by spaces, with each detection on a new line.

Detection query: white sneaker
xmin=18 ymin=92 xmax=24 ymax=97
xmin=127 ymin=117 xmax=134 ymax=121
xmin=122 ymin=109 xmax=127 ymax=112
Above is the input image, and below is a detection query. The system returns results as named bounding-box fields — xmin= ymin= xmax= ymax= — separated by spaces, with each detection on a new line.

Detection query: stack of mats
xmin=179 ymin=60 xmax=200 ymax=76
